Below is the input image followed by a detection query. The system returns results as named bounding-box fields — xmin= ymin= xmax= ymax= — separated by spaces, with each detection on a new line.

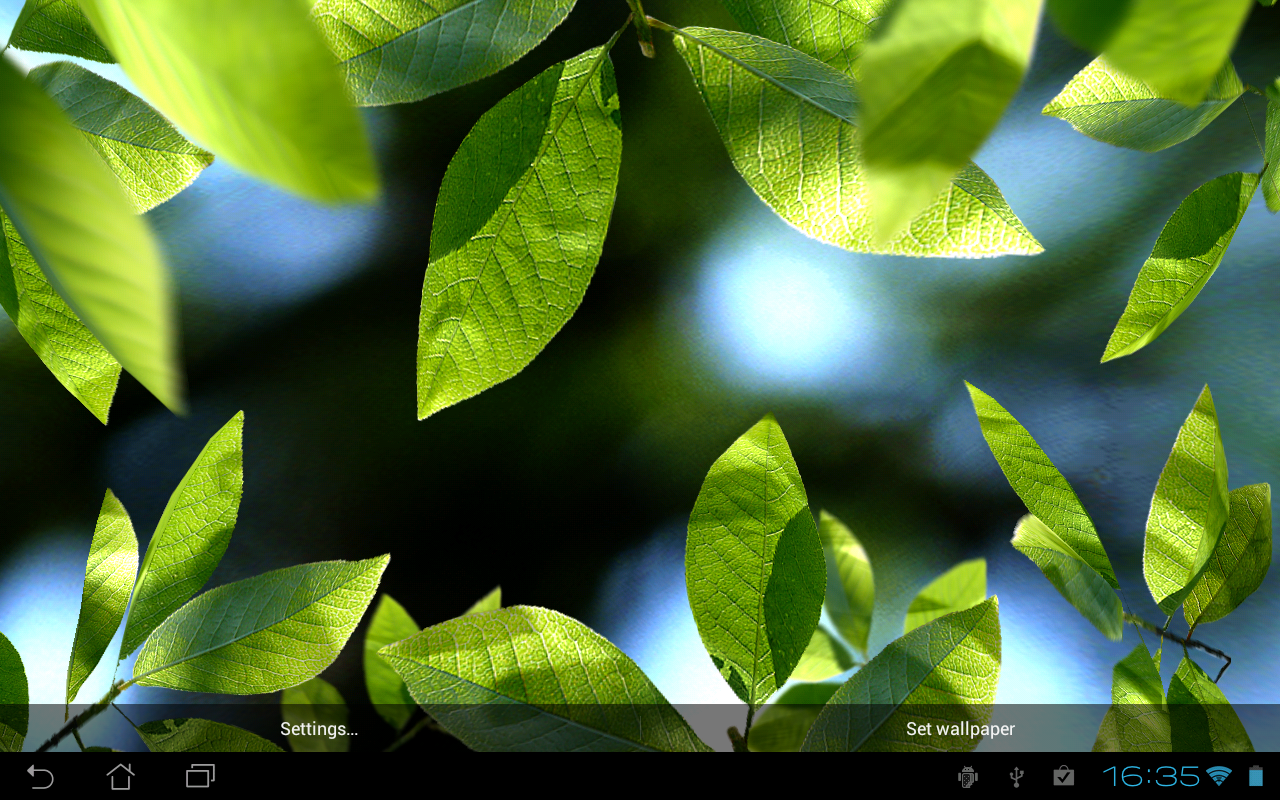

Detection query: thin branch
xmin=1124 ymin=614 xmax=1232 ymax=683
xmin=624 ymin=0 xmax=655 ymax=57
xmin=383 ymin=714 xmax=448 ymax=752
xmin=36 ymin=679 xmax=133 ymax=752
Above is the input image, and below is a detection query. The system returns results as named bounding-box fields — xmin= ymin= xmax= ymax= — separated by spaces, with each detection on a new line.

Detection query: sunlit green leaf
xmin=904 ymin=558 xmax=986 ymax=634
xmin=1012 ymin=514 xmax=1123 ymax=640
xmin=380 ymin=606 xmax=712 ymax=752
xmin=1093 ymin=642 xmax=1170 ymax=752
xmin=66 ymin=489 xmax=137 ymax=708
xmin=312 ymin=0 xmax=578 ymax=106
xmin=136 ymin=717 xmax=283 ymax=752
xmin=1168 ymin=656 xmax=1254 ymax=752
xmin=672 ymin=26 xmax=1042 ymax=258
xmin=748 ymin=681 xmax=839 ymax=752
xmin=0 ymin=632 xmax=27 ymax=753
xmin=686 ymin=414 xmax=824 ymax=709
xmin=78 ymin=0 xmax=378 ymax=203
xmin=1102 ymin=173 xmax=1257 ymax=362
xmin=720 ymin=0 xmax=890 ymax=78
xmin=1185 ymin=484 xmax=1270 ymax=631
xmin=463 ymin=586 xmax=502 ymax=616
xmin=857 ymin=0 xmax=1041 ymax=241
xmin=1264 ymin=97 xmax=1280 ymax=213
xmin=802 ymin=597 xmax=1001 ymax=751
xmin=9 ymin=0 xmax=112 ymax=62
xmin=282 ymin=677 xmax=349 ymax=752
xmin=0 ymin=210 xmax=120 ymax=422
xmin=791 ymin=626 xmax=856 ymax=682
xmin=29 ymin=62 xmax=213 ymax=213
xmin=121 ymin=412 xmax=244 ymax=658
xmin=818 ymin=510 xmax=873 ymax=656
xmin=966 ymin=382 xmax=1118 ymax=587
xmin=364 ymin=594 xmax=419 ymax=731
xmin=1144 ymin=386 xmax=1230 ymax=615
xmin=133 ymin=556 xmax=389 ymax=693
xmin=417 ymin=45 xmax=622 ymax=418
xmin=0 ymin=56 xmax=179 ymax=412
xmin=1043 ymin=58 xmax=1242 ymax=152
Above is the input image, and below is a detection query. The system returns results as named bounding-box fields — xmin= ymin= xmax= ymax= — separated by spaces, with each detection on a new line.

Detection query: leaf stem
xmin=36 ymin=679 xmax=133 ymax=752
xmin=1123 ymin=613 xmax=1232 ymax=683
xmin=383 ymin=713 xmax=447 ymax=752
xmin=624 ymin=1 xmax=655 ymax=57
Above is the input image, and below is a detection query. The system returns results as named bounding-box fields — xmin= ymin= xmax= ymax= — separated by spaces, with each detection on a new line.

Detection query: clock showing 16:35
xmin=1105 ymin=766 xmax=1201 ymax=787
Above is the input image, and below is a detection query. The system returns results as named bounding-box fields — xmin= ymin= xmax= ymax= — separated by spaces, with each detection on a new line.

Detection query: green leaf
xmin=311 ymin=0 xmax=578 ymax=106
xmin=417 ymin=45 xmax=622 ymax=418
xmin=857 ymin=0 xmax=1041 ymax=241
xmin=463 ymin=586 xmax=502 ymax=616
xmin=0 ymin=210 xmax=121 ymax=422
xmin=671 ymin=26 xmax=1042 ymax=258
xmin=132 ymin=556 xmax=390 ymax=693
xmin=1093 ymin=642 xmax=1170 ymax=752
xmin=66 ymin=489 xmax=138 ymax=708
xmin=1168 ymin=656 xmax=1254 ymax=752
xmin=1011 ymin=514 xmax=1124 ymax=640
xmin=1185 ymin=484 xmax=1271 ymax=631
xmin=966 ymin=382 xmax=1119 ymax=587
xmin=818 ymin=510 xmax=873 ymax=656
xmin=801 ymin=597 xmax=1001 ymax=752
xmin=720 ymin=0 xmax=891 ymax=78
xmin=282 ymin=677 xmax=349 ymax=752
xmin=1045 ymin=0 xmax=1129 ymax=51
xmin=1102 ymin=172 xmax=1258 ymax=362
xmin=78 ymin=0 xmax=378 ymax=203
xmin=28 ymin=62 xmax=213 ymax=213
xmin=1043 ymin=58 xmax=1242 ymax=152
xmin=8 ymin=0 xmax=112 ymax=62
xmin=686 ymin=414 xmax=825 ymax=709
xmin=364 ymin=594 xmax=420 ymax=731
xmin=791 ymin=626 xmax=857 ymax=682
xmin=379 ymin=606 xmax=712 ymax=752
xmin=1264 ymin=98 xmax=1280 ymax=213
xmin=0 ymin=632 xmax=27 ymax=753
xmin=121 ymin=412 xmax=244 ymax=658
xmin=1144 ymin=386 xmax=1230 ymax=615
xmin=136 ymin=718 xmax=283 ymax=752
xmin=0 ymin=56 xmax=180 ymax=412
xmin=904 ymin=558 xmax=986 ymax=634
xmin=748 ymin=681 xmax=839 ymax=752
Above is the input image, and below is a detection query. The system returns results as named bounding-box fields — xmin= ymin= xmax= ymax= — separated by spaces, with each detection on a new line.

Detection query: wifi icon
xmin=1206 ymin=766 xmax=1232 ymax=786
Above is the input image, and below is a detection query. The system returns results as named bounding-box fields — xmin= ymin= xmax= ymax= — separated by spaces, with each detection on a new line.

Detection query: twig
xmin=1124 ymin=614 xmax=1232 ymax=683
xmin=36 ymin=679 xmax=132 ymax=752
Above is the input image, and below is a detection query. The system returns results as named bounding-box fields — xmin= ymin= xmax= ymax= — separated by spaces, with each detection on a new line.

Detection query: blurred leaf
xmin=1168 ymin=656 xmax=1254 ymax=752
xmin=857 ymin=0 xmax=1040 ymax=241
xmin=720 ymin=0 xmax=891 ymax=78
xmin=904 ymin=558 xmax=986 ymax=634
xmin=0 ymin=210 xmax=121 ymax=422
xmin=136 ymin=717 xmax=283 ymax=752
xmin=748 ymin=681 xmax=839 ymax=752
xmin=1185 ymin=484 xmax=1271 ymax=630
xmin=1011 ymin=514 xmax=1123 ymax=640
xmin=791 ymin=626 xmax=856 ymax=682
xmin=121 ymin=412 xmax=244 ymax=658
xmin=1144 ymin=386 xmax=1230 ymax=615
xmin=1045 ymin=0 xmax=1130 ymax=50
xmin=463 ymin=586 xmax=502 ymax=616
xmin=312 ymin=0 xmax=577 ymax=106
xmin=672 ymin=26 xmax=1042 ymax=257
xmin=1102 ymin=173 xmax=1257 ymax=362
xmin=0 ymin=56 xmax=180 ymax=412
xmin=133 ymin=556 xmax=390 ymax=693
xmin=818 ymin=510 xmax=873 ymax=656
xmin=802 ymin=598 xmax=1001 ymax=751
xmin=9 ymin=0 xmax=112 ymax=62
xmin=0 ymin=632 xmax=27 ymax=753
xmin=1093 ymin=642 xmax=1170 ymax=752
xmin=417 ymin=45 xmax=622 ymax=418
xmin=1043 ymin=58 xmax=1242 ymax=152
xmin=364 ymin=594 xmax=420 ymax=731
xmin=66 ymin=490 xmax=138 ymax=708
xmin=966 ymin=382 xmax=1119 ymax=587
xmin=29 ymin=62 xmax=213 ymax=213
xmin=79 ymin=0 xmax=378 ymax=203
xmin=1264 ymin=98 xmax=1280 ymax=213
xmin=686 ymin=414 xmax=824 ymax=709
xmin=379 ymin=606 xmax=712 ymax=751
xmin=282 ymin=677 xmax=349 ymax=752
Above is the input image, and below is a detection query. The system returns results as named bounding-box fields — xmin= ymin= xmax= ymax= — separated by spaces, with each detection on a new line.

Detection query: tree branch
xmin=1124 ymin=614 xmax=1232 ymax=683
xmin=36 ymin=679 xmax=132 ymax=752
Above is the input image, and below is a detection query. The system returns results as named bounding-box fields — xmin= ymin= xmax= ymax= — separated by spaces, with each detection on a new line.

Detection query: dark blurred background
xmin=2 ymin=1 xmax=1279 ymax=752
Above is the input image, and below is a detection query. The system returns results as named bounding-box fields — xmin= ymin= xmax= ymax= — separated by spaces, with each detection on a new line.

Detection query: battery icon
xmin=1251 ymin=766 xmax=1263 ymax=787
